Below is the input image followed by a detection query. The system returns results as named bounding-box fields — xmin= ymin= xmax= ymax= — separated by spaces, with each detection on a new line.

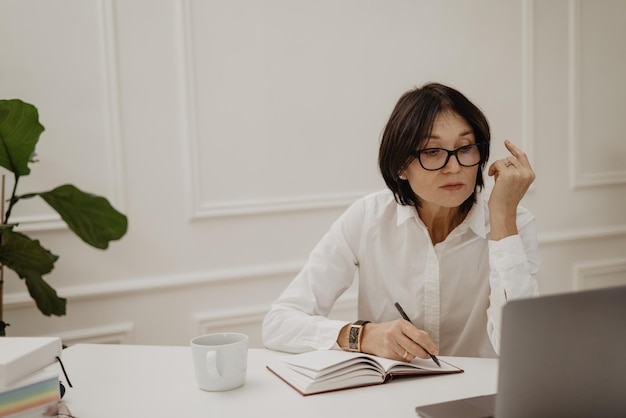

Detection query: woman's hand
xmin=349 ymin=319 xmax=438 ymax=362
xmin=487 ymin=140 xmax=535 ymax=240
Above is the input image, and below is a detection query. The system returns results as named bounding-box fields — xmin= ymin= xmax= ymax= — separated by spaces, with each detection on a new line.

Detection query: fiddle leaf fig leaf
xmin=37 ymin=184 xmax=128 ymax=249
xmin=0 ymin=230 xmax=66 ymax=316
xmin=24 ymin=275 xmax=67 ymax=317
xmin=0 ymin=99 xmax=44 ymax=176
xmin=0 ymin=230 xmax=57 ymax=276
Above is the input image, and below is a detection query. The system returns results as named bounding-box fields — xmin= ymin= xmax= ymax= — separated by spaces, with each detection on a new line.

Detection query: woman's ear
xmin=398 ymin=172 xmax=407 ymax=181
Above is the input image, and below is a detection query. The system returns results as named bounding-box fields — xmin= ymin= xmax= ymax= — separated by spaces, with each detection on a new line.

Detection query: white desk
xmin=58 ymin=344 xmax=497 ymax=418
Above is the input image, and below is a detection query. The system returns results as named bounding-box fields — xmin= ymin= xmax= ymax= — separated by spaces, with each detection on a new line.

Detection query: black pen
xmin=394 ymin=302 xmax=441 ymax=367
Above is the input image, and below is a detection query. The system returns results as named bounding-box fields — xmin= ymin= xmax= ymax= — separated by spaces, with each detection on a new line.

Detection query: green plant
xmin=0 ymin=99 xmax=128 ymax=336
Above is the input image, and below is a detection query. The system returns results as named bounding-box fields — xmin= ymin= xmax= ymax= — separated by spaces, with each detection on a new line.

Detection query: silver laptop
xmin=416 ymin=285 xmax=626 ymax=418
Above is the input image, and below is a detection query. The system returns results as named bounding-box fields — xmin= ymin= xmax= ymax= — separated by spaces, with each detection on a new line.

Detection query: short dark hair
xmin=378 ymin=82 xmax=491 ymax=213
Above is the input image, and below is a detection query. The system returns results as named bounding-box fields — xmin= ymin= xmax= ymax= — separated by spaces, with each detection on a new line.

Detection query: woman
xmin=262 ymin=82 xmax=539 ymax=360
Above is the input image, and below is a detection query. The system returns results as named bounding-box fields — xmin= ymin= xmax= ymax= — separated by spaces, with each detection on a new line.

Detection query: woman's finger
xmin=503 ymin=157 xmax=516 ymax=168
xmin=397 ymin=346 xmax=414 ymax=361
xmin=505 ymin=140 xmax=530 ymax=166
xmin=400 ymin=323 xmax=438 ymax=358
xmin=488 ymin=157 xmax=515 ymax=176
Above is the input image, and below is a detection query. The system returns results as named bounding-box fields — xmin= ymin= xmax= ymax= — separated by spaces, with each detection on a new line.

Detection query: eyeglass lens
xmin=418 ymin=144 xmax=481 ymax=171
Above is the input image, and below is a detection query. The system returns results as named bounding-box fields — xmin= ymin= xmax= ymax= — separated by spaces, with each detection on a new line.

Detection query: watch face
xmin=349 ymin=325 xmax=360 ymax=350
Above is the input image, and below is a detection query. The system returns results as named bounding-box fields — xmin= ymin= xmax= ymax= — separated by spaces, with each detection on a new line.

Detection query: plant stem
xmin=0 ymin=266 xmax=4 ymax=336
xmin=0 ymin=175 xmax=12 ymax=334
xmin=3 ymin=174 xmax=19 ymax=225
xmin=0 ymin=175 xmax=4 ymax=326
xmin=0 ymin=265 xmax=3 ymax=325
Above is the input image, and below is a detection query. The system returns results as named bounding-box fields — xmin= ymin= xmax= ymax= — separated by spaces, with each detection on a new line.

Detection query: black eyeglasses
xmin=411 ymin=143 xmax=484 ymax=171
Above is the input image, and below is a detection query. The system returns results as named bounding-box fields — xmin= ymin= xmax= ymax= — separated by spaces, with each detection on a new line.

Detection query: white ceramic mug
xmin=191 ymin=333 xmax=248 ymax=391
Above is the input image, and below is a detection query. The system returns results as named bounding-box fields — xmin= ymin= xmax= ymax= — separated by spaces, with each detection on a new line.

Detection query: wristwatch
xmin=348 ymin=320 xmax=370 ymax=352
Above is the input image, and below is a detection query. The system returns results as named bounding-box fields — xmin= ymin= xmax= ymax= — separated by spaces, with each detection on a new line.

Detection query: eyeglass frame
xmin=409 ymin=143 xmax=486 ymax=171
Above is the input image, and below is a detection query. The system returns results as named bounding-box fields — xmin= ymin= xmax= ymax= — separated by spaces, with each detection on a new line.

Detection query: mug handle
xmin=205 ymin=351 xmax=221 ymax=379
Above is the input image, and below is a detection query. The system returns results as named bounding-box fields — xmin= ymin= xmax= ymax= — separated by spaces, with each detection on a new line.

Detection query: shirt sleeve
xmin=485 ymin=210 xmax=540 ymax=355
xmin=262 ymin=200 xmax=364 ymax=353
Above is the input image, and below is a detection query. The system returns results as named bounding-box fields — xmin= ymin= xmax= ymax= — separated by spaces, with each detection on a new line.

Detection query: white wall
xmin=1 ymin=0 xmax=625 ymax=348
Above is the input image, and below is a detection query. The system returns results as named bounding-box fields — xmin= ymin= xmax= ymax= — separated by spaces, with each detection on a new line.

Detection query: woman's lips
xmin=441 ymin=183 xmax=464 ymax=191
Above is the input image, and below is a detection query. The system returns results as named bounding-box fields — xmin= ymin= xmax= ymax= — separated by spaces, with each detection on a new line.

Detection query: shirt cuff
xmin=488 ymin=234 xmax=538 ymax=300
xmin=311 ymin=319 xmax=350 ymax=350
xmin=488 ymin=234 xmax=527 ymax=271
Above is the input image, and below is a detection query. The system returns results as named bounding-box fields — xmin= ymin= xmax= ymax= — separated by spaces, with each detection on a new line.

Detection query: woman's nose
xmin=442 ymin=154 xmax=462 ymax=172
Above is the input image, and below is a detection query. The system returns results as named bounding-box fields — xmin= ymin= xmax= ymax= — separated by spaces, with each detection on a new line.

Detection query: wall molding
xmin=573 ymin=258 xmax=626 ymax=290
xmin=522 ymin=0 xmax=535 ymax=163
xmin=175 ymin=0 xmax=377 ymax=219
xmin=190 ymin=191 xmax=371 ymax=218
xmin=176 ymin=0 xmax=201 ymax=220
xmin=98 ymin=0 xmax=128 ymax=210
xmin=8 ymin=214 xmax=65 ymax=233
xmin=174 ymin=0 xmax=539 ymax=218
xmin=192 ymin=297 xmax=357 ymax=336
xmin=519 ymin=0 xmax=537 ymax=194
xmin=538 ymin=224 xmax=626 ymax=245
xmin=47 ymin=322 xmax=135 ymax=346
xmin=192 ymin=305 xmax=268 ymax=335
xmin=568 ymin=0 xmax=626 ymax=189
xmin=4 ymin=260 xmax=304 ymax=310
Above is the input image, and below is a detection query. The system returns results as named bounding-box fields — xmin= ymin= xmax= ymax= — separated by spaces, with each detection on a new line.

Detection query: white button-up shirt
xmin=262 ymin=189 xmax=539 ymax=358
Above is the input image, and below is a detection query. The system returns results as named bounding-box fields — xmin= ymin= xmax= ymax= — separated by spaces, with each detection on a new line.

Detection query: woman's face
xmin=401 ymin=110 xmax=479 ymax=212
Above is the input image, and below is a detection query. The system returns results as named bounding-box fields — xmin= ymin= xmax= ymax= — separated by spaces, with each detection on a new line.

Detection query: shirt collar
xmin=465 ymin=195 xmax=488 ymax=238
xmin=396 ymin=203 xmax=417 ymax=226
xmin=395 ymin=193 xmax=488 ymax=239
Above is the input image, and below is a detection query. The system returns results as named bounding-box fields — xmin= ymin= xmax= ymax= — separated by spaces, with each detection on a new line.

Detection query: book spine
xmin=0 ymin=376 xmax=60 ymax=417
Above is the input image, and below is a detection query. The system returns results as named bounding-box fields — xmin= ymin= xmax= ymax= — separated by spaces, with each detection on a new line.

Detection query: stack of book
xmin=0 ymin=337 xmax=63 ymax=417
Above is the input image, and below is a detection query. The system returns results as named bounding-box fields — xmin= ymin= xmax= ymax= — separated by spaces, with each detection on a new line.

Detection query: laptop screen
xmin=416 ymin=285 xmax=626 ymax=418
xmin=495 ymin=285 xmax=626 ymax=417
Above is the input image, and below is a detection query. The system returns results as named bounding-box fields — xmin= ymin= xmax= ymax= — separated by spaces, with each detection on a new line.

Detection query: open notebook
xmin=268 ymin=349 xmax=462 ymax=395
xmin=416 ymin=285 xmax=626 ymax=418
